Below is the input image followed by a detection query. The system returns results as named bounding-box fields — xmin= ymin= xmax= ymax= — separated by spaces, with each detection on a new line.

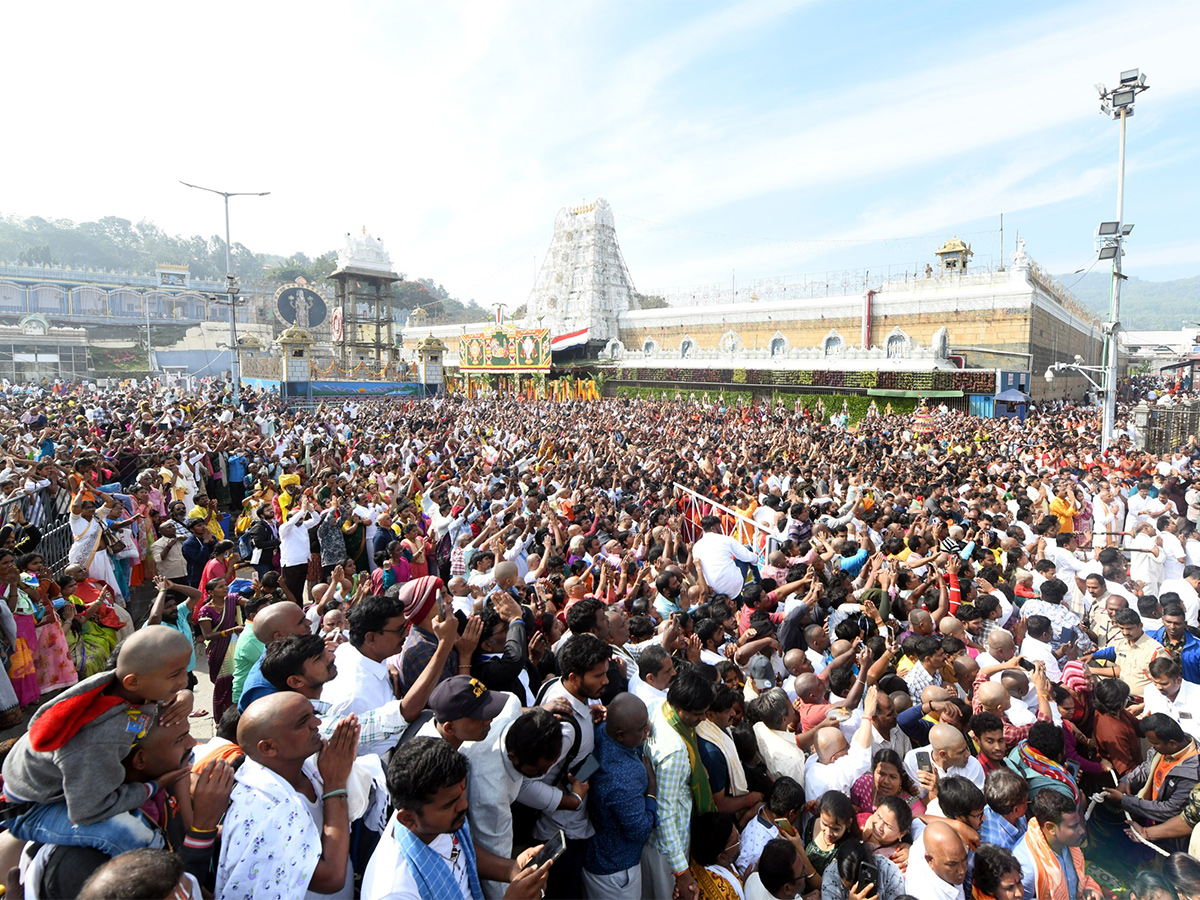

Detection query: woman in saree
xmin=66 ymin=457 xmax=97 ymax=498
xmin=341 ymin=511 xmax=370 ymax=574
xmin=18 ymin=552 xmax=77 ymax=696
xmin=126 ymin=482 xmax=158 ymax=587
xmin=159 ymin=454 xmax=195 ymax=511
xmin=67 ymin=488 xmax=122 ymax=599
xmin=1 ymin=550 xmax=40 ymax=708
xmin=851 ymin=749 xmax=926 ymax=827
xmin=400 ymin=520 xmax=432 ymax=581
xmin=57 ymin=574 xmax=116 ymax=679
xmin=369 ymin=541 xmax=412 ymax=593
xmin=198 ymin=540 xmax=238 ymax=604
xmin=195 ymin=575 xmax=244 ymax=723
xmin=0 ymin=552 xmax=26 ymax=727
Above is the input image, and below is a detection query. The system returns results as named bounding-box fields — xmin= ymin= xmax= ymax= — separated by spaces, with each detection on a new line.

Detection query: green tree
xmin=17 ymin=243 xmax=56 ymax=266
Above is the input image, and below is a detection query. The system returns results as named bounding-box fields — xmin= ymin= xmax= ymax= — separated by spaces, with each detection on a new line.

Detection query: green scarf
xmin=663 ymin=702 xmax=717 ymax=816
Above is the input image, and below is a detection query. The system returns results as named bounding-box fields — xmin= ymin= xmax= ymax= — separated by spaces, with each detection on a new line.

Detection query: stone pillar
xmin=1132 ymin=401 xmax=1152 ymax=451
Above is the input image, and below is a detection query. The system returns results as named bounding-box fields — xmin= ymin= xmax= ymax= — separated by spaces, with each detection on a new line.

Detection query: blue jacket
xmin=1147 ymin=626 xmax=1200 ymax=684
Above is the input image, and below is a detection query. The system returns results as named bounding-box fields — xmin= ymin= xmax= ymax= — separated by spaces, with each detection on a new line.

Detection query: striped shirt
xmin=646 ymin=700 xmax=694 ymax=874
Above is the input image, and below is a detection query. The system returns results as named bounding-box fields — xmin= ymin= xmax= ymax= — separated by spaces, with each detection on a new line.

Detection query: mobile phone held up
xmin=527 ymin=829 xmax=567 ymax=869
xmin=857 ymin=857 xmax=879 ymax=892
xmin=916 ymin=750 xmax=933 ymax=773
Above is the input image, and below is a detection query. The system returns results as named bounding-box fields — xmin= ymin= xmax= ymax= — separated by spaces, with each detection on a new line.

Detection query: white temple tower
xmin=522 ymin=198 xmax=635 ymax=345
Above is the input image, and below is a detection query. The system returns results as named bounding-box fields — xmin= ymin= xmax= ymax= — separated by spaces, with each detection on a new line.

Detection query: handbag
xmin=100 ymin=528 xmax=124 ymax=554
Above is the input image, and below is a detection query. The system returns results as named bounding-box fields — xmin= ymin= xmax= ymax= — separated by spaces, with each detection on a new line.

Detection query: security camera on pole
xmin=1093 ymin=69 xmax=1149 ymax=449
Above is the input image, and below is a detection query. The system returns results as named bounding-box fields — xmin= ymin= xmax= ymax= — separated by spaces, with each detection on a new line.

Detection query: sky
xmin=5 ymin=0 xmax=1200 ymax=310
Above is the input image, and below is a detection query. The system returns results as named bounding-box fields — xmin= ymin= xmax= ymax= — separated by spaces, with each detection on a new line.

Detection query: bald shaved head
xmin=794 ymin=673 xmax=824 ymax=703
xmin=815 ymin=726 xmax=849 ymax=764
xmin=606 ymin=693 xmax=650 ymax=748
xmin=924 ymin=821 xmax=968 ymax=885
xmin=921 ymin=685 xmax=949 ymax=706
xmin=929 ymin=723 xmax=966 ymax=753
xmin=493 ymin=561 xmax=519 ymax=589
xmin=783 ymin=649 xmax=808 ymax=675
xmin=977 ymin=681 xmax=1011 ymax=713
xmin=930 ymin=722 xmax=971 ymax=771
xmin=114 ymin=625 xmax=193 ymax=702
xmin=952 ymin=655 xmax=978 ymax=688
xmin=117 ymin=625 xmax=192 ymax=678
xmin=238 ymin=691 xmax=321 ymax=765
xmin=939 ymin=616 xmax=963 ymax=637
xmin=987 ymin=629 xmax=1014 ymax=649
xmin=253 ymin=601 xmax=308 ymax=643
xmin=1001 ymin=670 xmax=1029 ymax=698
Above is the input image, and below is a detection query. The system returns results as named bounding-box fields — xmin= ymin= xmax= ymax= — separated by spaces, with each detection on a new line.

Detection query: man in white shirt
xmin=804 ymin=686 xmax=878 ymax=799
xmin=692 ymin=515 xmax=760 ymax=599
xmin=279 ymin=499 xmax=321 ymax=602
xmin=1128 ymin=482 xmax=1170 ymax=532
xmin=904 ymin=724 xmax=986 ymax=799
xmin=1160 ymin=517 xmax=1188 ymax=583
xmin=869 ymin=691 xmax=914 ymax=759
xmin=1143 ymin=657 xmax=1200 ymax=742
xmin=751 ymin=688 xmax=807 ymax=790
xmin=150 ymin=520 xmax=188 ymax=582
xmin=904 ymin=821 xmax=967 ymax=900
xmin=631 ymin=644 xmax=675 ymax=708
xmin=464 ymin=701 xmax=562 ymax=899
xmin=1018 ymin=616 xmax=1061 ymax=683
xmin=322 ymin=595 xmax=442 ymax=757
xmin=1092 ymin=484 xmax=1124 ymax=549
xmin=363 ymin=736 xmax=549 ymax=900
xmin=1043 ymin=534 xmax=1085 ymax=589
xmin=217 ymin=692 xmax=359 ymax=900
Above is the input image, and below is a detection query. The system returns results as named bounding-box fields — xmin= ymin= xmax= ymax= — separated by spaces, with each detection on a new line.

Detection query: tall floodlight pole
xmin=1094 ymin=70 xmax=1148 ymax=449
xmin=180 ymin=181 xmax=270 ymax=405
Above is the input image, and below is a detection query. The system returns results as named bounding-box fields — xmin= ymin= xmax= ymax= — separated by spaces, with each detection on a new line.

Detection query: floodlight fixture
xmin=1113 ymin=88 xmax=1137 ymax=107
xmin=1100 ymin=102 xmax=1114 ymax=117
xmin=1121 ymin=224 xmax=1135 ymax=235
xmin=1098 ymin=245 xmax=1119 ymax=260
xmin=1098 ymin=221 xmax=1120 ymax=236
xmin=1095 ymin=82 xmax=1107 ymax=96
xmin=1120 ymin=69 xmax=1140 ymax=84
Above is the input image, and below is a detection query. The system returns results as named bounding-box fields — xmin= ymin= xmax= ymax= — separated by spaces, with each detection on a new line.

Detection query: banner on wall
xmin=308 ymin=381 xmax=425 ymax=397
xmin=459 ymin=326 xmax=551 ymax=371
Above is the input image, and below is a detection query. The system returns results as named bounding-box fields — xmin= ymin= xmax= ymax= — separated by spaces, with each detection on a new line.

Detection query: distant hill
xmin=0 ymin=213 xmax=487 ymax=325
xmin=1058 ymin=271 xmax=1200 ymax=331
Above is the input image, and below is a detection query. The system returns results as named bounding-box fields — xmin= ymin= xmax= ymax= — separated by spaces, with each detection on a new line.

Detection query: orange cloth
xmin=191 ymin=740 xmax=244 ymax=773
xmin=1151 ymin=743 xmax=1199 ymax=798
xmin=1024 ymin=817 xmax=1099 ymax=900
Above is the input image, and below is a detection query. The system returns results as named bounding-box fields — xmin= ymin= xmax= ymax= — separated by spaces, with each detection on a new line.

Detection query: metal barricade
xmin=0 ymin=485 xmax=73 ymax=574
xmin=671 ymin=482 xmax=779 ymax=568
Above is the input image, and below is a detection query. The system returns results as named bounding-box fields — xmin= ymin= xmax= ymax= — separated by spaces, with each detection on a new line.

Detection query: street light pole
xmin=180 ymin=181 xmax=270 ymax=405
xmin=1102 ymin=107 xmax=1128 ymax=450
xmin=1095 ymin=70 xmax=1148 ymax=450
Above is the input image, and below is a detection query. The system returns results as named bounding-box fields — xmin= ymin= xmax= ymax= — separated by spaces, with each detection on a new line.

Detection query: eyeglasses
xmin=380 ymin=627 xmax=406 ymax=635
